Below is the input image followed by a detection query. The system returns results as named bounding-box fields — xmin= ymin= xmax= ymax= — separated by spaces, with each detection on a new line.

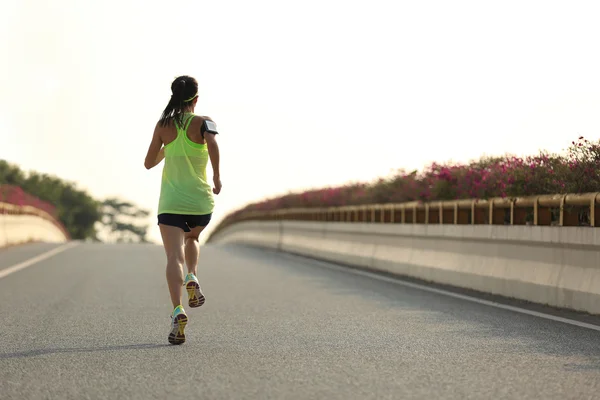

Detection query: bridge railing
xmin=0 ymin=185 xmax=70 ymax=241
xmin=0 ymin=185 xmax=58 ymax=216
xmin=210 ymin=192 xmax=600 ymax=238
xmin=0 ymin=202 xmax=71 ymax=241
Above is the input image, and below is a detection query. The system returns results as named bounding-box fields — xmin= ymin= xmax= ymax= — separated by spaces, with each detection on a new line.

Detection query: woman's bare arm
xmin=144 ymin=125 xmax=164 ymax=170
xmin=205 ymin=132 xmax=221 ymax=194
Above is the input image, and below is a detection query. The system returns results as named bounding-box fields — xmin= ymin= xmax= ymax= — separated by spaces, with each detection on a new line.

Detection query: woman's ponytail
xmin=158 ymin=76 xmax=199 ymax=127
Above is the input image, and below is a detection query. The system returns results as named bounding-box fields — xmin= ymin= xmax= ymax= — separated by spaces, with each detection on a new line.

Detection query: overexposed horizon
xmin=2 ymin=0 xmax=600 ymax=244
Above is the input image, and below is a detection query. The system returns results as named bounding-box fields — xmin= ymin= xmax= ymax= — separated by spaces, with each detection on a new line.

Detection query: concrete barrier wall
xmin=209 ymin=220 xmax=600 ymax=315
xmin=209 ymin=221 xmax=282 ymax=250
xmin=0 ymin=213 xmax=68 ymax=248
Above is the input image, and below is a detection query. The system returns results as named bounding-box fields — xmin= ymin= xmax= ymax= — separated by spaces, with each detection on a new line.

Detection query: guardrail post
xmin=453 ymin=202 xmax=458 ymax=224
xmin=591 ymin=195 xmax=596 ymax=227
xmin=534 ymin=197 xmax=539 ymax=226
xmin=559 ymin=195 xmax=565 ymax=226
xmin=510 ymin=201 xmax=514 ymax=225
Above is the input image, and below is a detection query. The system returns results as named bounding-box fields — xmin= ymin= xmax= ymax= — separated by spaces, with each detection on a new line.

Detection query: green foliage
xmin=0 ymin=160 xmax=150 ymax=242
xmin=0 ymin=160 xmax=26 ymax=187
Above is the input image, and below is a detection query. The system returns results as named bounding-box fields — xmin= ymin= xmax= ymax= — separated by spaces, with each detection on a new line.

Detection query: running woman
xmin=144 ymin=75 xmax=222 ymax=345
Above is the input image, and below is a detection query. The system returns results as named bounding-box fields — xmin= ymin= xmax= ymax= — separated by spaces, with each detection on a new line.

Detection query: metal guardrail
xmin=210 ymin=192 xmax=600 ymax=238
xmin=0 ymin=201 xmax=70 ymax=240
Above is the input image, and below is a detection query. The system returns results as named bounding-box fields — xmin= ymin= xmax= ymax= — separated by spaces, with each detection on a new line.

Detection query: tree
xmin=0 ymin=160 xmax=26 ymax=187
xmin=98 ymin=198 xmax=151 ymax=243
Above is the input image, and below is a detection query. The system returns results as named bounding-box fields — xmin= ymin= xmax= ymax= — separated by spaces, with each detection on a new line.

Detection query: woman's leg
xmin=159 ymin=224 xmax=185 ymax=308
xmin=184 ymin=225 xmax=206 ymax=276
xmin=183 ymin=225 xmax=207 ymax=308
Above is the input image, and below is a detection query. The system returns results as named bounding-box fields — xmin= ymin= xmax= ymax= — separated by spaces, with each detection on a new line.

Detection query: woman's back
xmin=157 ymin=114 xmax=208 ymax=147
xmin=158 ymin=113 xmax=214 ymax=215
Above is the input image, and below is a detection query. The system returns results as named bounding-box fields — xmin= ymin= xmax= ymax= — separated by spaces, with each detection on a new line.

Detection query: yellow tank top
xmin=158 ymin=113 xmax=214 ymax=215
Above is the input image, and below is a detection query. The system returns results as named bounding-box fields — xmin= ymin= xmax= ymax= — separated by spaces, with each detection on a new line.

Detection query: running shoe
xmin=184 ymin=273 xmax=206 ymax=308
xmin=168 ymin=305 xmax=188 ymax=345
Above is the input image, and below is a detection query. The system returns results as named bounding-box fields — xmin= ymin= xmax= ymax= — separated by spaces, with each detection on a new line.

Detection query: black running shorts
xmin=157 ymin=213 xmax=212 ymax=232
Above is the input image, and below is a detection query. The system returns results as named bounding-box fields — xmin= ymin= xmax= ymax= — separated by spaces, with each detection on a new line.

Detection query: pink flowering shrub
xmin=229 ymin=137 xmax=600 ymax=218
xmin=562 ymin=137 xmax=600 ymax=193
xmin=0 ymin=185 xmax=58 ymax=217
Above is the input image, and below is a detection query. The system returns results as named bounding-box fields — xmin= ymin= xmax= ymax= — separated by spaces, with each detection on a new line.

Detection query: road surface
xmin=1 ymin=242 xmax=600 ymax=399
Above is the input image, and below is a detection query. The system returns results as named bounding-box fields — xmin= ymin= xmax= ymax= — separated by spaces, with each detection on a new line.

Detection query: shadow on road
xmin=0 ymin=343 xmax=171 ymax=359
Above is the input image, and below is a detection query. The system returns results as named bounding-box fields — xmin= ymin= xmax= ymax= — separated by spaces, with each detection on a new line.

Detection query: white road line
xmin=280 ymin=252 xmax=600 ymax=332
xmin=0 ymin=242 xmax=80 ymax=280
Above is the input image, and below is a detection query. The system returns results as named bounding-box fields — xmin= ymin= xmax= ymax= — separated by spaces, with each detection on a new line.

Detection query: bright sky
xmin=2 ymin=0 xmax=600 ymax=244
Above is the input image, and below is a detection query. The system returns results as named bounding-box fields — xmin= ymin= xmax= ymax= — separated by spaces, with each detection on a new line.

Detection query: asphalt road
xmin=1 ymin=242 xmax=600 ymax=399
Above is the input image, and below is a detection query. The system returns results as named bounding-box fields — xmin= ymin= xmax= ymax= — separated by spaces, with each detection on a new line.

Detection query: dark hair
xmin=159 ymin=75 xmax=199 ymax=127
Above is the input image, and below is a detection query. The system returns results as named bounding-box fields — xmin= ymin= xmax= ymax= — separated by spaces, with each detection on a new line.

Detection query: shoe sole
xmin=186 ymin=281 xmax=205 ymax=308
xmin=168 ymin=313 xmax=188 ymax=345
